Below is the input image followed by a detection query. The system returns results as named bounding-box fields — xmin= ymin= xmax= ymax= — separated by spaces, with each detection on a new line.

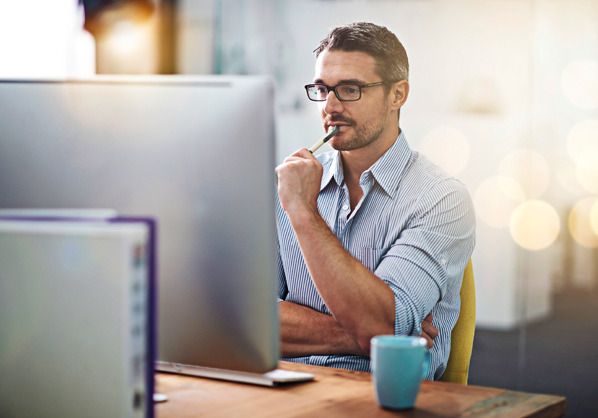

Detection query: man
xmin=275 ymin=22 xmax=475 ymax=380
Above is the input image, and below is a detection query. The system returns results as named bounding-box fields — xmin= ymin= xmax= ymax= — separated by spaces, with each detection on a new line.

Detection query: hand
xmin=421 ymin=314 xmax=438 ymax=348
xmin=275 ymin=148 xmax=323 ymax=217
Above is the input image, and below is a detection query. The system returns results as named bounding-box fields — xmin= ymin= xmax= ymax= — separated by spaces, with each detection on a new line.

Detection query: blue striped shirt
xmin=276 ymin=131 xmax=475 ymax=380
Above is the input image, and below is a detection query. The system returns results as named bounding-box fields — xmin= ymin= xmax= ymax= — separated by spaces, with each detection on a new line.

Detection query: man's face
xmin=314 ymin=49 xmax=394 ymax=151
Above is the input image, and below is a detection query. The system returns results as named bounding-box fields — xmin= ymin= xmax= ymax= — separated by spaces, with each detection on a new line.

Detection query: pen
xmin=308 ymin=125 xmax=339 ymax=154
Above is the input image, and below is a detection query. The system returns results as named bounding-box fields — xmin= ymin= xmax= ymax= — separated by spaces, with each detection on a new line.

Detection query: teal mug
xmin=370 ymin=335 xmax=430 ymax=410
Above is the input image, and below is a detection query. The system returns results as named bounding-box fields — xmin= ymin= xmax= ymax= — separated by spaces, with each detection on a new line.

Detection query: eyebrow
xmin=312 ymin=78 xmax=368 ymax=85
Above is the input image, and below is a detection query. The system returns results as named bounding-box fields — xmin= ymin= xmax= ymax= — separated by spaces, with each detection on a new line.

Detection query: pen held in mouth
xmin=308 ymin=125 xmax=340 ymax=154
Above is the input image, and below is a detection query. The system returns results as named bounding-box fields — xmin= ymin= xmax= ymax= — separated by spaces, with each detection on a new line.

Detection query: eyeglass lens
xmin=307 ymin=84 xmax=361 ymax=101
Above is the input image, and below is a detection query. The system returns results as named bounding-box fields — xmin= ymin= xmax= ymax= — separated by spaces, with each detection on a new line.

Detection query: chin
xmin=330 ymin=131 xmax=348 ymax=145
xmin=330 ymin=139 xmax=356 ymax=151
xmin=329 ymin=136 xmax=346 ymax=150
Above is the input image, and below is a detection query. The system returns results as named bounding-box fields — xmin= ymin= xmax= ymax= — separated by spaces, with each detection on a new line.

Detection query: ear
xmin=388 ymin=80 xmax=409 ymax=112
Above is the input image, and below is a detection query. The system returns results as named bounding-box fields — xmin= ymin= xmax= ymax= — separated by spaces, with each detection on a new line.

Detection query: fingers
xmin=422 ymin=333 xmax=434 ymax=349
xmin=278 ymin=148 xmax=321 ymax=173
xmin=290 ymin=147 xmax=316 ymax=159
xmin=277 ymin=157 xmax=321 ymax=175
xmin=279 ymin=157 xmax=302 ymax=167
xmin=420 ymin=313 xmax=438 ymax=349
xmin=275 ymin=147 xmax=324 ymax=215
xmin=421 ymin=318 xmax=439 ymax=340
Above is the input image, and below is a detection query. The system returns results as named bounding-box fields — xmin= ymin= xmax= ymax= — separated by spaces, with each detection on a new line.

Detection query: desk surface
xmin=155 ymin=362 xmax=565 ymax=418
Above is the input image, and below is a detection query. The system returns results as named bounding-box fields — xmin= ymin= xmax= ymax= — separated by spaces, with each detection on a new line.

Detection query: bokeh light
xmin=555 ymin=163 xmax=586 ymax=196
xmin=568 ymin=197 xmax=598 ymax=248
xmin=561 ymin=59 xmax=598 ymax=110
xmin=474 ymin=176 xmax=526 ymax=228
xmin=591 ymin=200 xmax=598 ymax=237
xmin=566 ymin=119 xmax=598 ymax=194
xmin=419 ymin=126 xmax=470 ymax=176
xmin=509 ymin=200 xmax=560 ymax=251
xmin=498 ymin=149 xmax=550 ymax=198
xmin=566 ymin=119 xmax=598 ymax=170
xmin=101 ymin=21 xmax=153 ymax=57
xmin=575 ymin=165 xmax=598 ymax=194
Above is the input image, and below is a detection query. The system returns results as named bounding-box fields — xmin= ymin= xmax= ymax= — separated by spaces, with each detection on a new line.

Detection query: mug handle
xmin=422 ymin=350 xmax=431 ymax=379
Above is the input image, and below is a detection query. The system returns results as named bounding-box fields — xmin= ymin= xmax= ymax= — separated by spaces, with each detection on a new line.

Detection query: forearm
xmin=288 ymin=209 xmax=395 ymax=351
xmin=279 ymin=301 xmax=364 ymax=357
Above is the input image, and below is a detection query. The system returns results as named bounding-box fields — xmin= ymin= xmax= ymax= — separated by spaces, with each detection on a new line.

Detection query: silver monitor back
xmin=0 ymin=77 xmax=279 ymax=373
xmin=0 ymin=220 xmax=151 ymax=418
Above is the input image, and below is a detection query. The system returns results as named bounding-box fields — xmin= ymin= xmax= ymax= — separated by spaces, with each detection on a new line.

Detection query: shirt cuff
xmin=392 ymin=292 xmax=422 ymax=336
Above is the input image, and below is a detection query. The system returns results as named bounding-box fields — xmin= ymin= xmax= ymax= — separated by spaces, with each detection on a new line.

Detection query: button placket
xmin=346 ymin=174 xmax=372 ymax=222
xmin=336 ymin=185 xmax=350 ymax=234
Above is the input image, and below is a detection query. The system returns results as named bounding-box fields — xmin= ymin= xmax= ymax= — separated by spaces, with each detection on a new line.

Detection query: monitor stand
xmin=155 ymin=361 xmax=315 ymax=387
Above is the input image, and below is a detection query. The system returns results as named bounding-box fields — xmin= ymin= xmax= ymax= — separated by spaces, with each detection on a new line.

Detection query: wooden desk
xmin=155 ymin=362 xmax=565 ymax=417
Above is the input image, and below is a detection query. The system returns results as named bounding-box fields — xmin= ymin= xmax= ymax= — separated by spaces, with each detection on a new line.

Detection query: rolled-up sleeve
xmin=375 ymin=178 xmax=475 ymax=336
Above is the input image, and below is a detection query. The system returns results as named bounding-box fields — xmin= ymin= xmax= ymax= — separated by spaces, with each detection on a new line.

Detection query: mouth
xmin=326 ymin=122 xmax=351 ymax=132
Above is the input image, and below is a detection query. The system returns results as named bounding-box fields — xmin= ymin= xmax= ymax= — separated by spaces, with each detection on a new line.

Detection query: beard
xmin=332 ymin=121 xmax=385 ymax=151
xmin=328 ymin=106 xmax=390 ymax=151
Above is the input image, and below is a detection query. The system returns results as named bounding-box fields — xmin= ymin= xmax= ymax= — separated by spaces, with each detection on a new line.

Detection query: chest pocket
xmin=353 ymin=247 xmax=386 ymax=273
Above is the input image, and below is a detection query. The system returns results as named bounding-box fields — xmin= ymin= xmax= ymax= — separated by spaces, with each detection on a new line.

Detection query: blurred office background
xmin=1 ymin=0 xmax=596 ymax=416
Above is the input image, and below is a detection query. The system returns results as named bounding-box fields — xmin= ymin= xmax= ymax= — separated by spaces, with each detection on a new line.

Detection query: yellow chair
xmin=440 ymin=260 xmax=475 ymax=384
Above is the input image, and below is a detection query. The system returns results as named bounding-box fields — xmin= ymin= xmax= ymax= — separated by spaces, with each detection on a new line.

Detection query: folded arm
xmin=279 ymin=300 xmax=437 ymax=357
xmin=279 ymin=300 xmax=363 ymax=356
xmin=281 ymin=208 xmax=396 ymax=353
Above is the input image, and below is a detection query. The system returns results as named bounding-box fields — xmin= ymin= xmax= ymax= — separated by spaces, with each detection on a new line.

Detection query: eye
xmin=338 ymin=85 xmax=359 ymax=96
xmin=314 ymin=85 xmax=328 ymax=94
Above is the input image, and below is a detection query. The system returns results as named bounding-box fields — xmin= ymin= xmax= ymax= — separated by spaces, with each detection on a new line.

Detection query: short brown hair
xmin=314 ymin=22 xmax=409 ymax=83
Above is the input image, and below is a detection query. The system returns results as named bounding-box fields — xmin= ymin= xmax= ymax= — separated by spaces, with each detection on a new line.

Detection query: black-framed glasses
xmin=304 ymin=81 xmax=386 ymax=102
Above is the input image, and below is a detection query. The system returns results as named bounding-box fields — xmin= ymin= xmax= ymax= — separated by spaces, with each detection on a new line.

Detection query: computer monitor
xmin=0 ymin=216 xmax=154 ymax=418
xmin=0 ymin=77 xmax=279 ymax=374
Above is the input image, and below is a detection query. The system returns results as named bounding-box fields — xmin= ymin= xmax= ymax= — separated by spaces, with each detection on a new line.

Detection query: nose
xmin=323 ymin=90 xmax=344 ymax=115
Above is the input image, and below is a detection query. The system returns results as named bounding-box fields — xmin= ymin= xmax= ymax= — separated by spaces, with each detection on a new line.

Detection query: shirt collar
xmin=319 ymin=130 xmax=413 ymax=197
xmin=319 ymin=150 xmax=344 ymax=191
xmin=368 ymin=130 xmax=413 ymax=197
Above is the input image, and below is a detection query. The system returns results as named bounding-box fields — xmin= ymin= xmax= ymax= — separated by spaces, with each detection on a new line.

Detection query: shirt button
xmin=342 ymin=204 xmax=349 ymax=211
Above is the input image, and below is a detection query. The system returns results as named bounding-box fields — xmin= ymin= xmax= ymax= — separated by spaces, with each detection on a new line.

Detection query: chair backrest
xmin=441 ymin=260 xmax=475 ymax=384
